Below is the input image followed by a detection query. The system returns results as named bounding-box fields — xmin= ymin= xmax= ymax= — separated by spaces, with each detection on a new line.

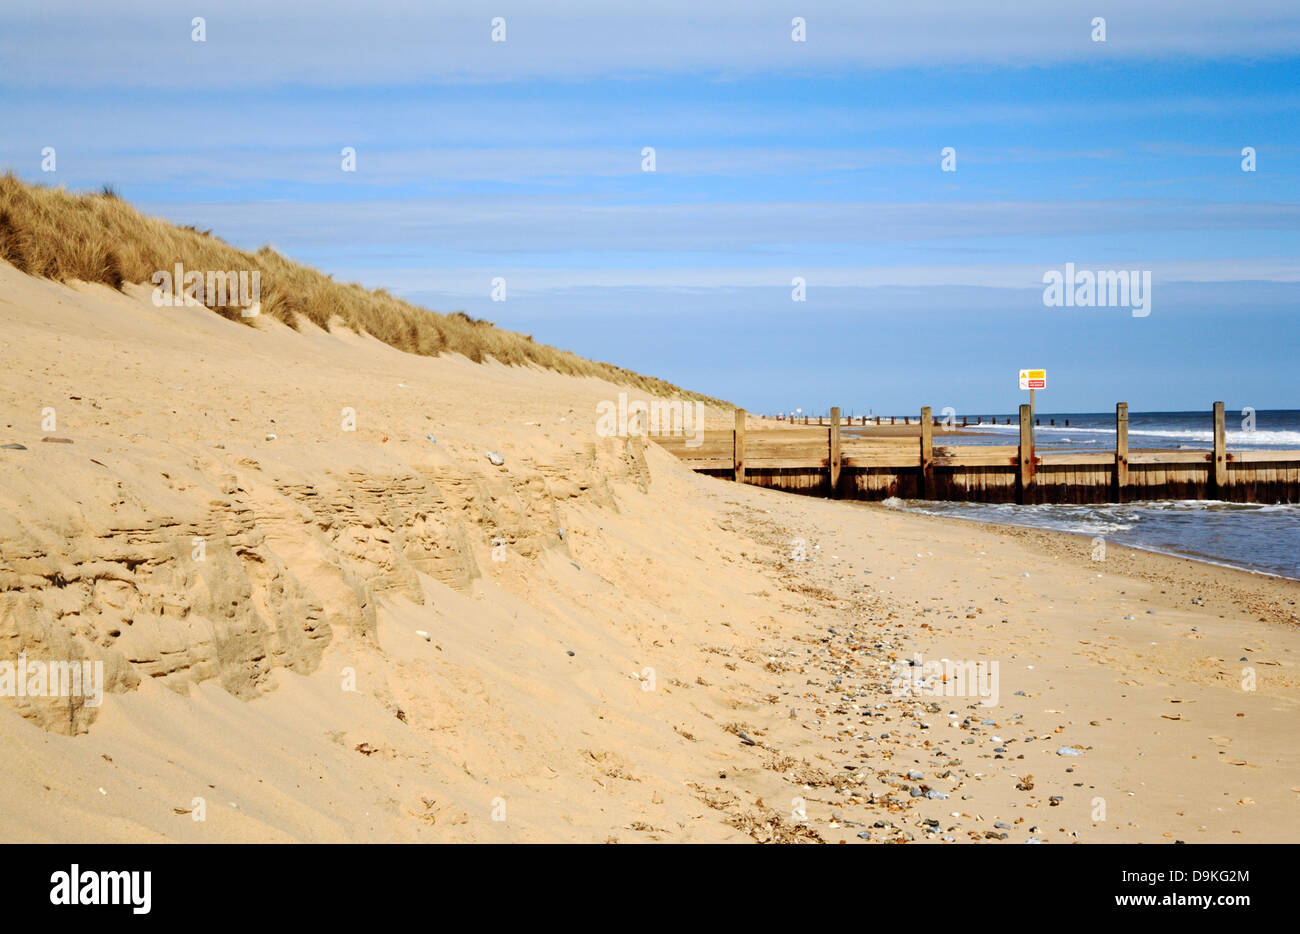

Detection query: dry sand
xmin=2 ymin=265 xmax=1297 ymax=843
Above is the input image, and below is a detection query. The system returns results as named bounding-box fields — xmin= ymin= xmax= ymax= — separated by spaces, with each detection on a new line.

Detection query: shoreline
xmin=874 ymin=499 xmax=1300 ymax=588
xmin=860 ymin=501 xmax=1300 ymax=623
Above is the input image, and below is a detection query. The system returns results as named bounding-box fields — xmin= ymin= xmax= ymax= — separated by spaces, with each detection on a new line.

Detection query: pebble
xmin=426 ymin=434 xmax=436 ymax=443
xmin=485 ymin=451 xmax=505 ymax=465
xmin=1056 ymin=746 xmax=1082 ymax=756
xmin=566 ymin=650 xmax=575 ymax=657
xmin=265 ymin=433 xmax=277 ymax=441
xmin=414 ymin=630 xmax=431 ymax=641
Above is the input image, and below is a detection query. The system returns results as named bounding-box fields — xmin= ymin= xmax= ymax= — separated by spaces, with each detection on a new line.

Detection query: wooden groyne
xmin=655 ymin=402 xmax=1300 ymax=504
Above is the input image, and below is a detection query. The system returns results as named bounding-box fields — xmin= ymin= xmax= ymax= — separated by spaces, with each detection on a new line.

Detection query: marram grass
xmin=0 ymin=173 xmax=723 ymax=405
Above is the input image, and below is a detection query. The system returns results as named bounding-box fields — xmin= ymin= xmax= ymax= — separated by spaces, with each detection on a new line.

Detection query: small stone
xmin=566 ymin=650 xmax=575 ymax=657
xmin=1056 ymin=746 xmax=1082 ymax=756
xmin=485 ymin=451 xmax=505 ymax=466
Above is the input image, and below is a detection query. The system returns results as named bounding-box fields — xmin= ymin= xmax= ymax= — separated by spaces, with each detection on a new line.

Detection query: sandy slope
xmin=1 ymin=265 xmax=1297 ymax=843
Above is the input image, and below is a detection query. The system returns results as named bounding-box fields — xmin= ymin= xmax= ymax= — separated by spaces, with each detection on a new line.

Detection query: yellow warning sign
xmin=1019 ymin=369 xmax=1046 ymax=390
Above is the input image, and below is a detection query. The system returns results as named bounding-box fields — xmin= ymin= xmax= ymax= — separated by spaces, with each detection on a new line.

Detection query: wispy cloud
xmin=4 ymin=0 xmax=1300 ymax=88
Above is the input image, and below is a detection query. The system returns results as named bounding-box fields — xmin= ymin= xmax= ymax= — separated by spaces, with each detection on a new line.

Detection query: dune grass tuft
xmin=0 ymin=173 xmax=723 ymax=404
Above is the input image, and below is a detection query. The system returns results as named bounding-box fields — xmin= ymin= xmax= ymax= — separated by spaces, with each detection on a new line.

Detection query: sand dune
xmin=2 ymin=264 xmax=1297 ymax=843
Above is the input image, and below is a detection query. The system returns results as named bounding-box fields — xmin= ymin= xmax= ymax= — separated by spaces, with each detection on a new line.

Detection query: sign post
xmin=1018 ymin=369 xmax=1046 ymax=479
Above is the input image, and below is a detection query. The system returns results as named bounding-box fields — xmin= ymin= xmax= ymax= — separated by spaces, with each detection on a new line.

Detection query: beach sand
xmin=2 ymin=265 xmax=1297 ymax=843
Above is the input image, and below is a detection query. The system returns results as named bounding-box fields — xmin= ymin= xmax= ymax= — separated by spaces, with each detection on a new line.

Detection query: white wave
xmin=1028 ymin=425 xmax=1300 ymax=446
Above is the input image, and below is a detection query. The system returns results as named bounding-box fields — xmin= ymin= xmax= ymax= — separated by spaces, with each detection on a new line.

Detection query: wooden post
xmin=733 ymin=408 xmax=746 ymax=485
xmin=829 ymin=406 xmax=841 ymax=497
xmin=1114 ymin=402 xmax=1128 ymax=503
xmin=1017 ymin=403 xmax=1034 ymax=504
xmin=1212 ymin=401 xmax=1227 ymax=495
xmin=919 ymin=406 xmax=933 ymax=498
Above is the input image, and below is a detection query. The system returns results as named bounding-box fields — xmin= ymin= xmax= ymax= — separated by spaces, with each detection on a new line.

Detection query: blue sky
xmin=2 ymin=1 xmax=1298 ymax=413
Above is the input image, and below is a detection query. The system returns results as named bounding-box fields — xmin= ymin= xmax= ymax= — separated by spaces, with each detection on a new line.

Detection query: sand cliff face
xmin=0 ymin=265 xmax=652 ymax=735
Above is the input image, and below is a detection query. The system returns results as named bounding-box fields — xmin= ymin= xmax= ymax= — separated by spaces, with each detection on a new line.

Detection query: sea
xmin=888 ymin=409 xmax=1300 ymax=580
